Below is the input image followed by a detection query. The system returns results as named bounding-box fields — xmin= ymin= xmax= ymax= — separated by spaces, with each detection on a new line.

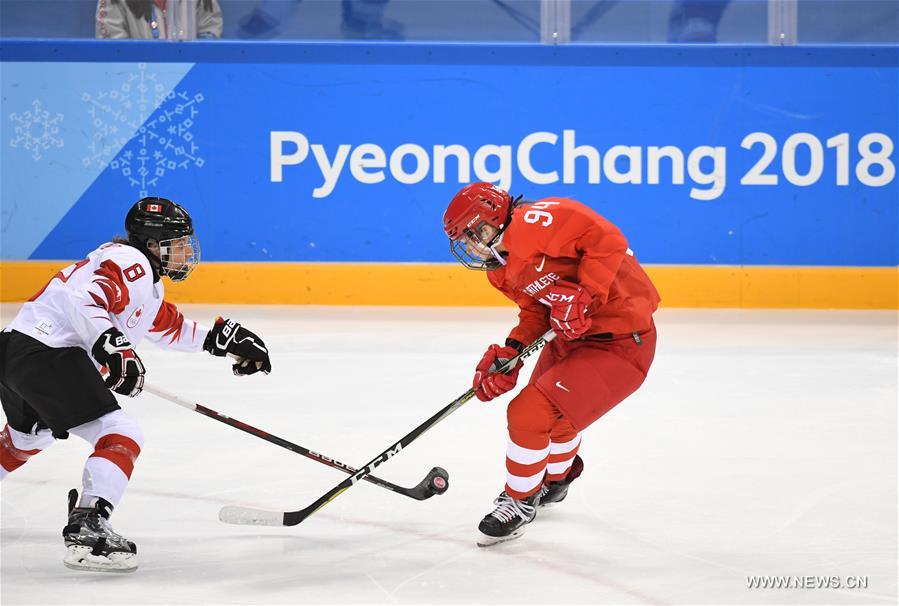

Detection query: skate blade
xmin=476 ymin=526 xmax=527 ymax=547
xmin=64 ymin=545 xmax=138 ymax=573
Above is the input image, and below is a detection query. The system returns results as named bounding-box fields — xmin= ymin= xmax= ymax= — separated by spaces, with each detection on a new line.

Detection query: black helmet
xmin=125 ymin=197 xmax=200 ymax=282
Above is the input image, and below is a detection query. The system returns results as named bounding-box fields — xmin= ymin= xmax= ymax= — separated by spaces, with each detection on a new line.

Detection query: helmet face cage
xmin=126 ymin=197 xmax=198 ymax=281
xmin=443 ymin=182 xmax=512 ymax=271
xmin=158 ymin=233 xmax=200 ymax=282
xmin=449 ymin=220 xmax=504 ymax=271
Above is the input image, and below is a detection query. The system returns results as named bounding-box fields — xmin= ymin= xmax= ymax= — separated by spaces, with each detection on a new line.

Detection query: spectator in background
xmin=668 ymin=0 xmax=731 ymax=42
xmin=233 ymin=0 xmax=403 ymax=40
xmin=96 ymin=0 xmax=223 ymax=39
xmin=340 ymin=0 xmax=404 ymax=40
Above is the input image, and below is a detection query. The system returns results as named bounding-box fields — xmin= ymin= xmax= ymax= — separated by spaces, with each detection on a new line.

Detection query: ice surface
xmin=2 ymin=305 xmax=896 ymax=605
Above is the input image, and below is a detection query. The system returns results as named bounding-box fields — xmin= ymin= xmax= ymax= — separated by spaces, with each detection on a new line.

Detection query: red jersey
xmin=488 ymin=197 xmax=660 ymax=345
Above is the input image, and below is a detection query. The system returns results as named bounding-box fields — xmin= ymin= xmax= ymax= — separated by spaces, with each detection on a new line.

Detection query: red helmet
xmin=443 ymin=182 xmax=513 ymax=270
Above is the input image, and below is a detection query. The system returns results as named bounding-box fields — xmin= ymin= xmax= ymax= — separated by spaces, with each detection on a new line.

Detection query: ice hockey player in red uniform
xmin=0 ymin=197 xmax=272 ymax=572
xmin=443 ymin=182 xmax=660 ymax=546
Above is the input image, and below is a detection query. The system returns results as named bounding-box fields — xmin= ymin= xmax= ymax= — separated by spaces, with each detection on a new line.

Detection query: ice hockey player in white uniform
xmin=0 ymin=197 xmax=272 ymax=573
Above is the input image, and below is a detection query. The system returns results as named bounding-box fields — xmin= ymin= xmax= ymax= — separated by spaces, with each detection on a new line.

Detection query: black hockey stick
xmin=143 ymin=384 xmax=449 ymax=501
xmin=219 ymin=329 xmax=556 ymax=527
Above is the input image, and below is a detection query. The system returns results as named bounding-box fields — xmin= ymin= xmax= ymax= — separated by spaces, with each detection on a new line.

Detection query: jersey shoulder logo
xmin=535 ymin=255 xmax=546 ymax=272
xmin=126 ymin=305 xmax=144 ymax=329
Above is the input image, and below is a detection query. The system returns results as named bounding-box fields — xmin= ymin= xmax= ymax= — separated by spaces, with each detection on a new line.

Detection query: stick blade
xmin=219 ymin=505 xmax=285 ymax=527
xmin=403 ymin=466 xmax=450 ymax=500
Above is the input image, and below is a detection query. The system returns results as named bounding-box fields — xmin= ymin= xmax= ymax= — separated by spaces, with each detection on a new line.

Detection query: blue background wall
xmin=1 ymin=42 xmax=896 ymax=267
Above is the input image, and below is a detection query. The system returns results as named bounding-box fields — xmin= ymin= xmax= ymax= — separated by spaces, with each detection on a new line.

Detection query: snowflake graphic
xmin=82 ymin=63 xmax=205 ymax=196
xmin=9 ymin=99 xmax=64 ymax=161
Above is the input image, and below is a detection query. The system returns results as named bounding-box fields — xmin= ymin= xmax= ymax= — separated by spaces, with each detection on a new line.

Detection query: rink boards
xmin=0 ymin=42 xmax=896 ymax=308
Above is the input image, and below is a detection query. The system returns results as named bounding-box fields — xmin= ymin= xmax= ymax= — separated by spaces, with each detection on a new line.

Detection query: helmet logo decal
xmin=465 ymin=214 xmax=481 ymax=229
xmin=146 ymin=203 xmax=162 ymax=213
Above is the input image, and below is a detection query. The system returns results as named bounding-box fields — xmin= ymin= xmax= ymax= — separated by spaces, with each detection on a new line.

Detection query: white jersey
xmin=7 ymin=242 xmax=208 ymax=360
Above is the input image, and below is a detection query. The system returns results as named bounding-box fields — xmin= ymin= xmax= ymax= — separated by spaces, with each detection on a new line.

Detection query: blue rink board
xmin=1 ymin=41 xmax=896 ymax=265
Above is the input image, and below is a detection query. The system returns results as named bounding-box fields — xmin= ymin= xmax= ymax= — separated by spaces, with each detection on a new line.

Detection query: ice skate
xmin=62 ymin=489 xmax=137 ymax=573
xmin=538 ymin=454 xmax=584 ymax=508
xmin=476 ymin=491 xmax=538 ymax=547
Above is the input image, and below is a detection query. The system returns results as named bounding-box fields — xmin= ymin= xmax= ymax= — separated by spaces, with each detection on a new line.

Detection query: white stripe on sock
xmin=506 ymin=469 xmax=545 ymax=494
xmin=549 ymin=433 xmax=581 ymax=455
xmin=547 ymin=460 xmax=575 ymax=475
xmin=506 ymin=440 xmax=550 ymax=466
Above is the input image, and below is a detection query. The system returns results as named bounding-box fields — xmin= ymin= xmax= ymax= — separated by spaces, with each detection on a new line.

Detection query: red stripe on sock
xmin=91 ymin=434 xmax=141 ymax=479
xmin=0 ymin=425 xmax=41 ymax=472
xmin=506 ymin=457 xmax=548 ymax=479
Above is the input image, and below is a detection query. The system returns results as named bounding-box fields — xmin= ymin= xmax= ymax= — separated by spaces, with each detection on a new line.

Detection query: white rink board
xmin=1 ymin=305 xmax=896 ymax=605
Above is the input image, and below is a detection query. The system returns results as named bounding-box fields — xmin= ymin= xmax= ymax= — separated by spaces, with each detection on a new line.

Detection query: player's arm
xmin=533 ymin=205 xmax=628 ymax=306
xmin=146 ymin=305 xmax=271 ymax=376
xmin=572 ymin=221 xmax=629 ymax=305
xmin=64 ymin=251 xmax=149 ymax=349
xmin=472 ymin=276 xmax=547 ymax=402
xmin=542 ymin=218 xmax=628 ymax=340
xmin=539 ymin=206 xmax=627 ymax=339
xmin=507 ymin=295 xmax=551 ymax=348
xmin=65 ymin=252 xmax=150 ymax=396
xmin=486 ymin=264 xmax=550 ymax=348
xmin=145 ymin=301 xmax=209 ymax=353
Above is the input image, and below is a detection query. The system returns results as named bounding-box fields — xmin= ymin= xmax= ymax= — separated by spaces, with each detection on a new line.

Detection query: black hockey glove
xmin=204 ymin=317 xmax=272 ymax=376
xmin=91 ymin=327 xmax=146 ymax=397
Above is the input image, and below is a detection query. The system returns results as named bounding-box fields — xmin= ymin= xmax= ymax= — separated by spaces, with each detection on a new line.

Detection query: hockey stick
xmin=219 ymin=329 xmax=556 ymax=527
xmin=143 ymin=384 xmax=449 ymax=501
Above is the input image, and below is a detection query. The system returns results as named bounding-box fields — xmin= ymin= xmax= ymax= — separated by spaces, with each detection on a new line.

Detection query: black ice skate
xmin=62 ymin=489 xmax=137 ymax=573
xmin=476 ymin=491 xmax=538 ymax=547
xmin=538 ymin=454 xmax=584 ymax=508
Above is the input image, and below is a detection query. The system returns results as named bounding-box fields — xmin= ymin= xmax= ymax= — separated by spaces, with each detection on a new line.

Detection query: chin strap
xmin=487 ymin=229 xmax=508 ymax=267
xmin=489 ymin=246 xmax=507 ymax=267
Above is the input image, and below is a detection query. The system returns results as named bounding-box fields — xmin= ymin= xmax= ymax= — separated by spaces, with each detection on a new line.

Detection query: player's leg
xmin=521 ymin=339 xmax=583 ymax=507
xmin=529 ymin=327 xmax=658 ymax=506
xmin=68 ymin=409 xmax=144 ymax=511
xmin=0 ymin=417 xmax=56 ymax=480
xmin=65 ymin=409 xmax=143 ymax=573
xmin=0 ymin=417 xmax=57 ymax=480
xmin=0 ymin=331 xmax=136 ymax=572
xmin=532 ymin=328 xmax=657 ymax=434
xmin=538 ymin=418 xmax=583 ymax=507
xmin=477 ymin=385 xmax=560 ymax=546
xmin=1 ymin=331 xmax=58 ymax=479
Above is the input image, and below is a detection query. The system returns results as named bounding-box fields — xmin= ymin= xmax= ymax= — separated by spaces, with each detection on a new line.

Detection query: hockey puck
xmin=428 ymin=468 xmax=450 ymax=495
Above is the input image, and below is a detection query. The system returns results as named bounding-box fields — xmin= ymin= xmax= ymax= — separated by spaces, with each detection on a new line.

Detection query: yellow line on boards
xmin=1 ymin=261 xmax=896 ymax=309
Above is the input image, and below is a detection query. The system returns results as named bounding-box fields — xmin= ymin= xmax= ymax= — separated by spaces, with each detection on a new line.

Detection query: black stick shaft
xmin=143 ymin=384 xmax=428 ymax=497
xmin=282 ymin=329 xmax=557 ymax=526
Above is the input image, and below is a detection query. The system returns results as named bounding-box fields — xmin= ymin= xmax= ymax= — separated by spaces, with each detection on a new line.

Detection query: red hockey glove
xmin=92 ymin=328 xmax=146 ymax=397
xmin=547 ymin=280 xmax=593 ymax=341
xmin=472 ymin=344 xmax=523 ymax=402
